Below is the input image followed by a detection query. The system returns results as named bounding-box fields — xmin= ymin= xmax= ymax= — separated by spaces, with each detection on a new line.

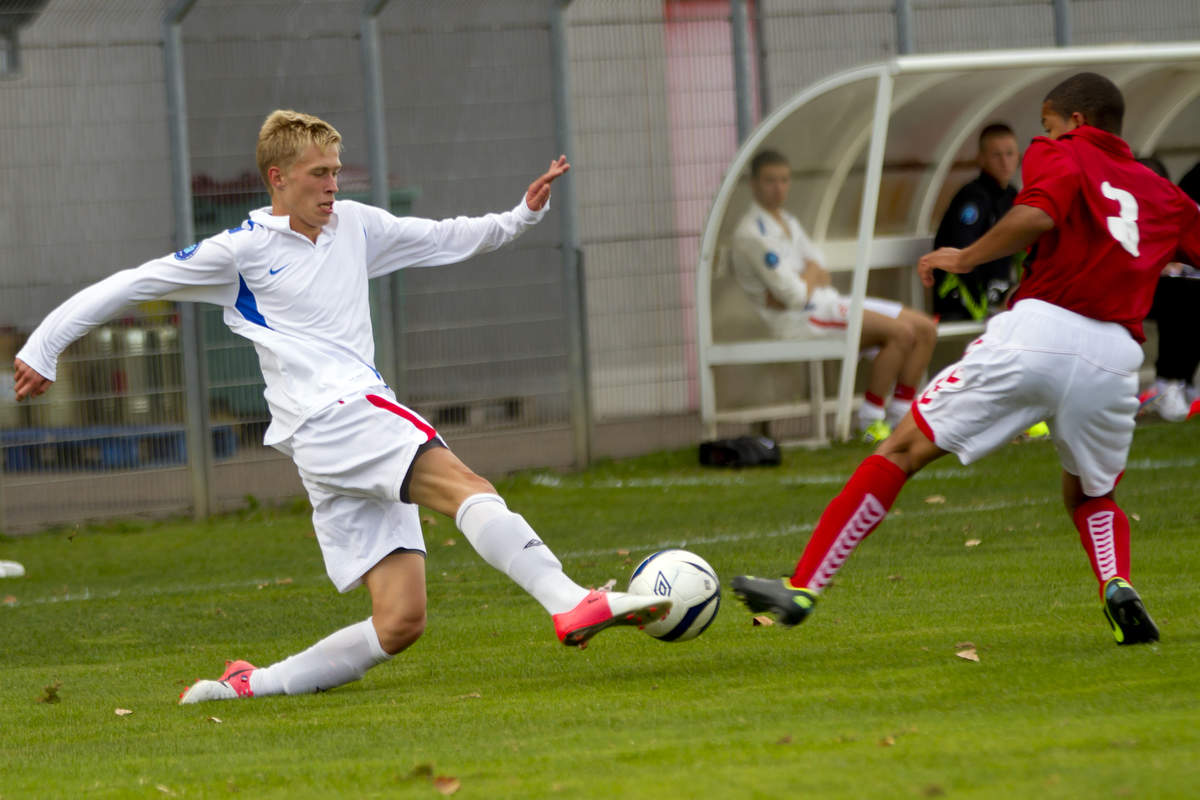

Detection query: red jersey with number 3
xmin=1011 ymin=125 xmax=1200 ymax=342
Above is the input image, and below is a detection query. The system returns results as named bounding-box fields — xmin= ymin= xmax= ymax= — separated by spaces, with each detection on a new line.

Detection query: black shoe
xmin=1102 ymin=577 xmax=1159 ymax=645
xmin=731 ymin=575 xmax=817 ymax=627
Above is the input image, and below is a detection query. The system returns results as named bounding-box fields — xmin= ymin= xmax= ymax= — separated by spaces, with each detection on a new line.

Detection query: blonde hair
xmin=256 ymin=109 xmax=342 ymax=190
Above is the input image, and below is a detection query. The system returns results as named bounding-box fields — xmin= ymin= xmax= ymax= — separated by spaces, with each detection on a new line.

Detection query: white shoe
xmin=1158 ymin=380 xmax=1189 ymax=422
xmin=178 ymin=680 xmax=237 ymax=704
xmin=178 ymin=660 xmax=256 ymax=704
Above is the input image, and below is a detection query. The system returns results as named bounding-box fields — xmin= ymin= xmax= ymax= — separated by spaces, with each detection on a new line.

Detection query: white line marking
xmin=5 ymin=458 xmax=1190 ymax=607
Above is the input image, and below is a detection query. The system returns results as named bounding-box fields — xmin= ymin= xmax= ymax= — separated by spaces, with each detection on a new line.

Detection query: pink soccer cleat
xmin=552 ymin=589 xmax=672 ymax=648
xmin=178 ymin=659 xmax=257 ymax=704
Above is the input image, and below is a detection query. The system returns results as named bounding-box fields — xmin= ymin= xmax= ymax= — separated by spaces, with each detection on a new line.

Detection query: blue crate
xmin=1 ymin=425 xmax=237 ymax=472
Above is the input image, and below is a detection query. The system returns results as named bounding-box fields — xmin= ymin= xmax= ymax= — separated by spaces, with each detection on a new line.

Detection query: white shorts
xmin=273 ymin=386 xmax=442 ymax=593
xmin=913 ymin=299 xmax=1142 ymax=496
xmin=766 ymin=287 xmax=904 ymax=339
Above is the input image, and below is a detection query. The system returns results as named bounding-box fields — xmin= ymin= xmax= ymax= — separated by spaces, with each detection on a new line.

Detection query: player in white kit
xmin=13 ymin=110 xmax=670 ymax=703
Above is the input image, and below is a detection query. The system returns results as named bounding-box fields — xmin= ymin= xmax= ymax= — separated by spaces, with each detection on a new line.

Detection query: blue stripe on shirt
xmin=235 ymin=275 xmax=270 ymax=328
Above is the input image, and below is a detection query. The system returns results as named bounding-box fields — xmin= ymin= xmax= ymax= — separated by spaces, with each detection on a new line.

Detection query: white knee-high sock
xmin=248 ymin=617 xmax=391 ymax=697
xmin=455 ymin=493 xmax=588 ymax=615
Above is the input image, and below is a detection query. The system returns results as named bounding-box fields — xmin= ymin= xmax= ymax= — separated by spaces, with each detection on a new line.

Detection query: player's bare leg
xmin=733 ymin=413 xmax=947 ymax=625
xmin=406 ymin=447 xmax=669 ymax=647
xmin=179 ymin=553 xmax=422 ymax=704
xmin=857 ymin=310 xmax=936 ymax=441
xmin=1062 ymin=471 xmax=1158 ymax=644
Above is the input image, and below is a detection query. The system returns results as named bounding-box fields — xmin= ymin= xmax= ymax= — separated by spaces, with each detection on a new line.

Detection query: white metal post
xmin=834 ymin=69 xmax=894 ymax=440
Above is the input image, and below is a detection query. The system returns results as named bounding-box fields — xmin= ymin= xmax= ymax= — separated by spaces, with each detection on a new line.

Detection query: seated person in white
xmin=731 ymin=149 xmax=937 ymax=442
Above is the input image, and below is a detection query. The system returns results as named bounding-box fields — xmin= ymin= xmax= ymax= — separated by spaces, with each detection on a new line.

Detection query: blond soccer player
xmin=14 ymin=110 xmax=669 ymax=703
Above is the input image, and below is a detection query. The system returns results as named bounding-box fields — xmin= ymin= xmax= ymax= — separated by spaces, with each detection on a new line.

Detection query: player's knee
xmin=374 ymin=607 xmax=427 ymax=654
xmin=913 ymin=314 xmax=938 ymax=347
xmin=889 ymin=324 xmax=917 ymax=353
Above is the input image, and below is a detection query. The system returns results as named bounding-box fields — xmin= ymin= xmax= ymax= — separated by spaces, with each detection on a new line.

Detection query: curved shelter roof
xmin=698 ymin=42 xmax=1200 ymax=440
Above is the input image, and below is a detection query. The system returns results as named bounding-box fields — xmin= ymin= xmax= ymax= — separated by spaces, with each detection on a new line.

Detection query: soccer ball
xmin=627 ymin=549 xmax=720 ymax=642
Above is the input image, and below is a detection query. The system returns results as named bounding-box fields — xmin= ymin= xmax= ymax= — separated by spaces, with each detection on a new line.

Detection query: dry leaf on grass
xmin=455 ymin=692 xmax=482 ymax=700
xmin=956 ymin=648 xmax=980 ymax=662
xmin=879 ymin=735 xmax=896 ymax=747
xmin=1130 ymin=513 xmax=1140 ymax=522
xmin=777 ymin=735 xmax=793 ymax=745
xmin=115 ymin=708 xmax=133 ymax=717
xmin=964 ymin=539 xmax=982 ymax=547
xmin=37 ymin=681 xmax=62 ymax=704
xmin=617 ymin=549 xmax=630 ymax=556
xmin=207 ymin=716 xmax=223 ymax=724
xmin=421 ymin=515 xmax=437 ymax=526
xmin=752 ymin=615 xmax=774 ymax=627
xmin=924 ymin=495 xmax=947 ymax=504
xmin=3 ymin=595 xmax=16 ymax=606
xmin=433 ymin=776 xmax=461 ymax=795
xmin=155 ymin=785 xmax=176 ymax=796
xmin=442 ymin=538 xmax=456 ymax=547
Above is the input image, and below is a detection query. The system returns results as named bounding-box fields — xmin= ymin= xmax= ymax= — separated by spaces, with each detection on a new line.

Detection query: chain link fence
xmin=2 ymin=0 xmax=1198 ymax=531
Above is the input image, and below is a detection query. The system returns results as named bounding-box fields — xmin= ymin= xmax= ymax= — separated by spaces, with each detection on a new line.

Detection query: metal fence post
xmin=731 ymin=0 xmax=754 ymax=144
xmin=164 ymin=0 xmax=213 ymax=520
xmin=361 ymin=0 xmax=403 ymax=392
xmin=550 ymin=0 xmax=592 ymax=468
xmin=1053 ymin=0 xmax=1072 ymax=46
xmin=895 ymin=0 xmax=914 ymax=55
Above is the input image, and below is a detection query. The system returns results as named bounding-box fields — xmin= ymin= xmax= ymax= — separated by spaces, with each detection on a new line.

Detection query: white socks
xmin=455 ymin=493 xmax=588 ymax=615
xmin=886 ymin=397 xmax=910 ymax=427
xmin=245 ymin=495 xmax=586 ymax=698
xmin=249 ymin=617 xmax=391 ymax=697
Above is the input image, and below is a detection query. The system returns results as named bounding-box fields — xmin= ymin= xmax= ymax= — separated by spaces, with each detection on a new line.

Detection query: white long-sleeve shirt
xmin=17 ymin=196 xmax=545 ymax=444
xmin=730 ymin=201 xmax=826 ymax=314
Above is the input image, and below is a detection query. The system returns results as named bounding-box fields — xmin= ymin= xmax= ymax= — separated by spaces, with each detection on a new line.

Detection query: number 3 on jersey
xmin=1101 ymin=181 xmax=1140 ymax=257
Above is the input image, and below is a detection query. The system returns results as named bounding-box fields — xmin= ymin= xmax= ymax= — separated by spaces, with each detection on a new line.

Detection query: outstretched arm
xmin=918 ymin=204 xmax=1054 ymax=288
xmin=525 ymin=155 xmax=570 ymax=212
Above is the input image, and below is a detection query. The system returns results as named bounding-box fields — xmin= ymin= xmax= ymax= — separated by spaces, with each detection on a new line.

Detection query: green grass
xmin=1 ymin=422 xmax=1199 ymax=799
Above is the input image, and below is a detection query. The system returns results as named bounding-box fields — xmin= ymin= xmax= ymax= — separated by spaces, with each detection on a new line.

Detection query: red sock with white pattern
xmin=791 ymin=455 xmax=907 ymax=592
xmin=1072 ymin=497 xmax=1131 ymax=598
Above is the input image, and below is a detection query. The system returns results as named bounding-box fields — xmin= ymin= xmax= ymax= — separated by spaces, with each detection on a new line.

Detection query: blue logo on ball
xmin=653 ymin=571 xmax=672 ymax=596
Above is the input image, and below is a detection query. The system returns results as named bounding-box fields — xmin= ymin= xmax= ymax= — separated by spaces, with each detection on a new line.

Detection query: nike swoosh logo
xmin=268 ymin=264 xmax=290 ymax=275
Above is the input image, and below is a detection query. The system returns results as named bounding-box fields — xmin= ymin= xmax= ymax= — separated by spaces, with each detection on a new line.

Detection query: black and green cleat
xmin=1102 ymin=577 xmax=1159 ymax=645
xmin=731 ymin=575 xmax=817 ymax=627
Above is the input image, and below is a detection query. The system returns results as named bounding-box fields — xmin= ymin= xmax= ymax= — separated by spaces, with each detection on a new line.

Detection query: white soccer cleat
xmin=178 ymin=660 xmax=256 ymax=704
xmin=1158 ymin=380 xmax=1190 ymax=422
xmin=178 ymin=679 xmax=237 ymax=704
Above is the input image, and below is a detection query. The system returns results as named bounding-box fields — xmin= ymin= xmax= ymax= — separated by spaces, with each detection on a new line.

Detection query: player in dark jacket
xmin=932 ymin=123 xmax=1020 ymax=321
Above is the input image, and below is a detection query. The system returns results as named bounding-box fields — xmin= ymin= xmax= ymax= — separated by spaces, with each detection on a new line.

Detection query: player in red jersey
xmin=732 ymin=73 xmax=1200 ymax=645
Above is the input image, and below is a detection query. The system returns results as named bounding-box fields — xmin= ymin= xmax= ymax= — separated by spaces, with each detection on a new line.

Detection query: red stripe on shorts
xmin=809 ymin=317 xmax=847 ymax=329
xmin=911 ymin=403 xmax=937 ymax=446
xmin=365 ymin=394 xmax=437 ymax=442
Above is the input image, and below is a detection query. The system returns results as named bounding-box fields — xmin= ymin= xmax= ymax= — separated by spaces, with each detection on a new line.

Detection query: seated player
xmin=731 ymin=149 xmax=937 ymax=443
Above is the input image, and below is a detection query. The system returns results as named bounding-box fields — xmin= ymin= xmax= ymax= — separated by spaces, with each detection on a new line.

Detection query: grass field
xmin=1 ymin=421 xmax=1198 ymax=799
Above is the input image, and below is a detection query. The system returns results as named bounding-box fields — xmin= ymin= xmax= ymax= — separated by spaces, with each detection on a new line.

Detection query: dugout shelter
xmin=698 ymin=43 xmax=1200 ymax=442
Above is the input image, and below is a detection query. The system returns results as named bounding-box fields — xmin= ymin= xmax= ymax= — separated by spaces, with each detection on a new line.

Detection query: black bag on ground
xmin=698 ymin=436 xmax=781 ymax=468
